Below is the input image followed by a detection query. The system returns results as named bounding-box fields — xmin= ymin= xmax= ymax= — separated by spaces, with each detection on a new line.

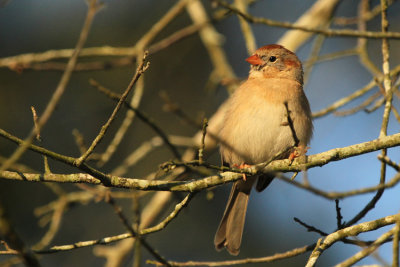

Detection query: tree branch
xmin=1 ymin=129 xmax=400 ymax=192
xmin=213 ymin=0 xmax=400 ymax=39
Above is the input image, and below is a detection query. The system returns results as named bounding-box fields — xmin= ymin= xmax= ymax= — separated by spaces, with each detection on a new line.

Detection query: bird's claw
xmin=233 ymin=163 xmax=252 ymax=181
xmin=288 ymin=146 xmax=310 ymax=164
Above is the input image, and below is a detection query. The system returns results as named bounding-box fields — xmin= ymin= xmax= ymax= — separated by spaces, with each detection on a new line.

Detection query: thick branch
xmin=1 ymin=129 xmax=400 ymax=191
xmin=305 ymin=214 xmax=400 ymax=267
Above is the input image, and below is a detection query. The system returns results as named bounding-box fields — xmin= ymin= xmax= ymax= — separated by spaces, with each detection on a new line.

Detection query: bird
xmin=214 ymin=44 xmax=313 ymax=256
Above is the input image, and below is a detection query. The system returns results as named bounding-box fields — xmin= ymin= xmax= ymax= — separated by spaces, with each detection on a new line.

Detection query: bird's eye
xmin=269 ymin=56 xmax=277 ymax=62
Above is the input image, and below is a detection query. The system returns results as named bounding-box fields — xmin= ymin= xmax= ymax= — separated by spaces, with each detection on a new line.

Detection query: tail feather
xmin=214 ymin=179 xmax=253 ymax=255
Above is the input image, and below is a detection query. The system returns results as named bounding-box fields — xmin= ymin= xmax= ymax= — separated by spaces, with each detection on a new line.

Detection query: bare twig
xmin=313 ymin=64 xmax=400 ymax=118
xmin=0 ymin=202 xmax=41 ymax=266
xmin=72 ymin=129 xmax=88 ymax=155
xmin=97 ymin=0 xmax=191 ymax=168
xmin=342 ymin=0 xmax=392 ymax=230
xmin=313 ymin=79 xmax=377 ymax=118
xmin=283 ymin=102 xmax=299 ymax=146
xmin=334 ymin=0 xmax=396 ymax=25
xmin=32 ymin=197 xmax=67 ymax=250
xmin=303 ymin=28 xmax=327 ymax=85
xmin=234 ymin=0 xmax=257 ymax=54
xmin=0 ymin=0 xmax=102 ymax=172
xmin=335 ymin=199 xmax=344 ymax=229
xmin=30 ymin=106 xmax=41 ymax=141
xmin=105 ymin=192 xmax=171 ymax=267
xmin=198 ymin=118 xmax=208 ymax=164
xmin=277 ymin=0 xmax=340 ymax=51
xmin=148 ymin=244 xmax=314 ymax=266
xmin=276 ymin=171 xmax=400 ymax=200
xmin=186 ymin=0 xmax=237 ymax=93
xmin=335 ymin=228 xmax=394 ymax=267
xmin=74 ymin=53 xmax=150 ymax=166
xmin=0 ymin=22 xmax=206 ymax=72
xmin=378 ymin=154 xmax=400 ymax=172
xmin=90 ymin=79 xmax=181 ymax=161
xmin=356 ymin=0 xmax=381 ymax=76
xmin=334 ymin=91 xmax=380 ymax=117
xmin=293 ymin=217 xmax=328 ymax=236
xmin=111 ymin=136 xmax=194 ymax=177
xmin=393 ymin=218 xmax=400 ymax=267
xmin=379 ymin=0 xmax=392 ymax=139
xmin=213 ymin=0 xmax=400 ymax=39
xmin=34 ymin=193 xmax=194 ymax=254
xmin=305 ymin=214 xmax=400 ymax=267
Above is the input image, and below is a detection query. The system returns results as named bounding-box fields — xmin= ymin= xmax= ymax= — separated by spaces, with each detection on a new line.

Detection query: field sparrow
xmin=214 ymin=44 xmax=313 ymax=255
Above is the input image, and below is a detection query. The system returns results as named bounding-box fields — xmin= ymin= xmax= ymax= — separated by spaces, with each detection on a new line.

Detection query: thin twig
xmin=342 ymin=0 xmax=392 ymax=230
xmin=334 ymin=0 xmax=395 ymax=25
xmin=160 ymin=91 xmax=203 ymax=128
xmin=303 ymin=48 xmax=357 ymax=68
xmin=198 ymin=118 xmax=208 ymax=164
xmin=0 ymin=0 xmax=102 ymax=172
xmin=30 ymin=106 xmax=41 ymax=141
xmin=393 ymin=218 xmax=400 ymax=267
xmin=303 ymin=28 xmax=327 ymax=85
xmin=105 ymin=192 xmax=171 ymax=267
xmin=72 ymin=129 xmax=88 ymax=155
xmin=0 ymin=22 xmax=205 ymax=72
xmin=335 ymin=199 xmax=344 ymax=229
xmin=312 ymin=64 xmax=400 ymax=118
xmin=335 ymin=228 xmax=394 ymax=267
xmin=334 ymin=91 xmax=380 ymax=117
xmin=74 ymin=52 xmax=150 ymax=166
xmin=0 ymin=202 xmax=41 ymax=266
xmin=186 ymin=0 xmax=237 ymax=93
xmin=293 ymin=217 xmax=328 ymax=236
xmin=276 ymin=171 xmax=400 ymax=200
xmin=133 ymin=192 xmax=142 ymax=267
xmin=111 ymin=136 xmax=195 ymax=177
xmin=90 ymin=79 xmax=181 ymax=161
xmin=234 ymin=0 xmax=257 ymax=54
xmin=313 ymin=79 xmax=377 ymax=118
xmin=32 ymin=198 xmax=67 ymax=250
xmin=364 ymin=96 xmax=385 ymax=113
xmin=377 ymin=154 xmax=400 ymax=172
xmin=97 ymin=0 xmax=190 ymax=167
xmin=283 ymin=102 xmax=299 ymax=146
xmin=213 ymin=0 xmax=400 ymax=39
xmin=379 ymin=0 xmax=392 ymax=139
xmin=149 ymin=244 xmax=314 ymax=266
xmin=305 ymin=214 xmax=400 ymax=267
xmin=34 ymin=193 xmax=194 ymax=254
xmin=356 ymin=0 xmax=381 ymax=76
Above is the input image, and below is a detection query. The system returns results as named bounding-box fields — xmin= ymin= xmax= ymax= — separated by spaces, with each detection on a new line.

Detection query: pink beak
xmin=245 ymin=54 xmax=264 ymax=65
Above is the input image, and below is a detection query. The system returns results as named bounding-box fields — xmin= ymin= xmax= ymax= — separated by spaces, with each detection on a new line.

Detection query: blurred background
xmin=0 ymin=0 xmax=400 ymax=266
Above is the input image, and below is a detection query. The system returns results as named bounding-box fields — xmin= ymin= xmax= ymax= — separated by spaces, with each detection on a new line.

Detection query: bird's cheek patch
xmin=284 ymin=59 xmax=300 ymax=68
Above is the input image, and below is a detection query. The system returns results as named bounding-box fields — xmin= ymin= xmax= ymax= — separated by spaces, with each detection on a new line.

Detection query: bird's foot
xmin=288 ymin=146 xmax=310 ymax=164
xmin=233 ymin=163 xmax=252 ymax=181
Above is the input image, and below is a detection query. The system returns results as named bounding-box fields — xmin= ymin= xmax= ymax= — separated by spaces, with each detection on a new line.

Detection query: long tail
xmin=214 ymin=174 xmax=273 ymax=255
xmin=214 ymin=179 xmax=253 ymax=255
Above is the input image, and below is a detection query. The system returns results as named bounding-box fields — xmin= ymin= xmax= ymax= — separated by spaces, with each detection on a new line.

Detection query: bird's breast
xmin=219 ymin=78 xmax=312 ymax=165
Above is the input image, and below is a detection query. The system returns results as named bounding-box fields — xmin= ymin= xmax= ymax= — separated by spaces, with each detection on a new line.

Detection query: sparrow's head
xmin=246 ymin=44 xmax=303 ymax=84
